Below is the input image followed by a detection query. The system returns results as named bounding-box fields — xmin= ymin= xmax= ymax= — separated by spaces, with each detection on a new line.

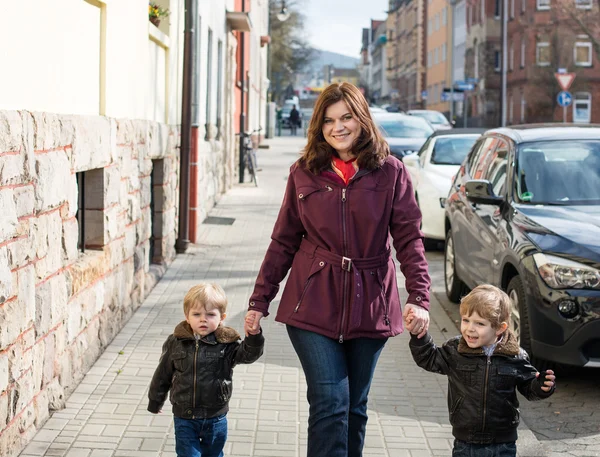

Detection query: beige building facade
xmin=425 ymin=0 xmax=452 ymax=114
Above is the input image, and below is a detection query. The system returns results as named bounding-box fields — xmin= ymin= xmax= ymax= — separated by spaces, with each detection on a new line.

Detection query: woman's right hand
xmin=244 ymin=310 xmax=264 ymax=335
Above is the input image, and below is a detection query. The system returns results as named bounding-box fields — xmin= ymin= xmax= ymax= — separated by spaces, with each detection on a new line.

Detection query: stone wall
xmin=0 ymin=111 xmax=180 ymax=457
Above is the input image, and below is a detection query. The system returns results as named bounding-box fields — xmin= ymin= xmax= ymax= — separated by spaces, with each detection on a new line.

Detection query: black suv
xmin=444 ymin=124 xmax=600 ymax=368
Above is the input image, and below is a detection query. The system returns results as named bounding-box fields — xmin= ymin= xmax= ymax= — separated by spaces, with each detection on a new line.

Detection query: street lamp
xmin=277 ymin=1 xmax=290 ymax=22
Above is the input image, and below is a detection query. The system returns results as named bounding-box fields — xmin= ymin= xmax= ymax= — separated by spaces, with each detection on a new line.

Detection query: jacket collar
xmin=457 ymin=329 xmax=520 ymax=357
xmin=173 ymin=321 xmax=241 ymax=344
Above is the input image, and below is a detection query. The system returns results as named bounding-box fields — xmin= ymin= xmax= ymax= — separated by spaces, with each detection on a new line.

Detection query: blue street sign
xmin=455 ymin=82 xmax=474 ymax=91
xmin=421 ymin=90 xmax=428 ymax=99
xmin=557 ymin=91 xmax=572 ymax=107
xmin=466 ymin=77 xmax=479 ymax=84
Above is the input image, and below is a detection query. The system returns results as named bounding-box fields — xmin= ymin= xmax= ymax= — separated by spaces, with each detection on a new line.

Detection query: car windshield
xmin=516 ymin=140 xmax=600 ymax=205
xmin=412 ymin=111 xmax=449 ymax=125
xmin=431 ymin=136 xmax=479 ymax=165
xmin=377 ymin=117 xmax=434 ymax=138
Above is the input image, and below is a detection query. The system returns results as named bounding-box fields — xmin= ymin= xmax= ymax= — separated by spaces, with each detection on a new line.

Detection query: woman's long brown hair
xmin=300 ymin=82 xmax=389 ymax=174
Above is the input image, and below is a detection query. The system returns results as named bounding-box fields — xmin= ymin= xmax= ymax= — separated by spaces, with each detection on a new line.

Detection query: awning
xmin=226 ymin=11 xmax=252 ymax=32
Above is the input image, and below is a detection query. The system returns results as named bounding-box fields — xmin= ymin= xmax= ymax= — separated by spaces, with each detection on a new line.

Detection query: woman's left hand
xmin=403 ymin=303 xmax=430 ymax=339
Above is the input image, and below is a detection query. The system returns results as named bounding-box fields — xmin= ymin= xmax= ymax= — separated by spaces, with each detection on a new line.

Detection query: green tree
xmin=269 ymin=0 xmax=313 ymax=104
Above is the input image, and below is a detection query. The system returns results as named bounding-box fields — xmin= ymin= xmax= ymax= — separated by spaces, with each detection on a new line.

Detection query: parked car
xmin=372 ymin=112 xmax=434 ymax=160
xmin=444 ymin=124 xmax=600 ymax=368
xmin=407 ymin=109 xmax=453 ymax=130
xmin=403 ymin=128 xmax=485 ymax=247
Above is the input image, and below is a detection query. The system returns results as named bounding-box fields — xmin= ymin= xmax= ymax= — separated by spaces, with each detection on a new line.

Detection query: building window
xmin=495 ymin=0 xmax=501 ymax=17
xmin=481 ymin=0 xmax=485 ymax=21
xmin=76 ymin=168 xmax=105 ymax=253
xmin=216 ymin=40 xmax=223 ymax=139
xmin=575 ymin=0 xmax=592 ymax=8
xmin=509 ymin=95 xmax=514 ymax=124
xmin=521 ymin=94 xmax=526 ymax=122
xmin=434 ymin=47 xmax=439 ymax=65
xmin=521 ymin=0 xmax=526 ymax=12
xmin=574 ymin=42 xmax=592 ymax=66
xmin=536 ymin=0 xmax=550 ymax=10
xmin=442 ymin=43 xmax=447 ymax=62
xmin=510 ymin=0 xmax=515 ymax=17
xmin=149 ymin=159 xmax=165 ymax=265
xmin=205 ymin=28 xmax=213 ymax=139
xmin=521 ymin=38 xmax=526 ymax=68
xmin=494 ymin=50 xmax=501 ymax=72
xmin=573 ymin=92 xmax=592 ymax=123
xmin=510 ymin=44 xmax=514 ymax=70
xmin=536 ymin=42 xmax=550 ymax=66
xmin=442 ymin=7 xmax=447 ymax=25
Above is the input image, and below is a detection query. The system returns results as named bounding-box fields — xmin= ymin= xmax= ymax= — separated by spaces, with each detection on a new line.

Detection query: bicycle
xmin=240 ymin=128 xmax=261 ymax=187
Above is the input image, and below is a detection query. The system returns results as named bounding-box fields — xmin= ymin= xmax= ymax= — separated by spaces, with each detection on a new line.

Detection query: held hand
xmin=536 ymin=369 xmax=556 ymax=392
xmin=403 ymin=303 xmax=430 ymax=339
xmin=244 ymin=310 xmax=264 ymax=336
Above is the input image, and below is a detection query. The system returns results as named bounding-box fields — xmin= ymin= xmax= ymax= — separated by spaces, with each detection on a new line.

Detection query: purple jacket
xmin=249 ymin=155 xmax=431 ymax=341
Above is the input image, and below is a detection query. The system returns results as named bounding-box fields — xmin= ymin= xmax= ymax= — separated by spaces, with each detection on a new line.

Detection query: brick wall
xmin=0 ymin=111 xmax=180 ymax=457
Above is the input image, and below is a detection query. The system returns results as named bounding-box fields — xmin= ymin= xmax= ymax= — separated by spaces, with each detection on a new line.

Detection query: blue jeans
xmin=453 ymin=439 xmax=517 ymax=457
xmin=174 ymin=414 xmax=228 ymax=457
xmin=287 ymin=325 xmax=387 ymax=457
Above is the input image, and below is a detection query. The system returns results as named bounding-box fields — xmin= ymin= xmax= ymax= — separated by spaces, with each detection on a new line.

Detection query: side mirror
xmin=465 ymin=180 xmax=504 ymax=205
xmin=403 ymin=153 xmax=419 ymax=168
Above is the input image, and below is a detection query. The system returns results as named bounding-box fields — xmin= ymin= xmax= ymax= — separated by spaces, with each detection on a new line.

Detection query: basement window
xmin=76 ymin=168 xmax=105 ymax=252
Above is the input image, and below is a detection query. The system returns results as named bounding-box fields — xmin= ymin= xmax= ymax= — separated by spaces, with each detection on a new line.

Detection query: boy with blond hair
xmin=148 ymin=283 xmax=264 ymax=457
xmin=406 ymin=284 xmax=555 ymax=457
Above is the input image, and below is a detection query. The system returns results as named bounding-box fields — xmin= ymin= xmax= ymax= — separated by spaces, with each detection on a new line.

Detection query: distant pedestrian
xmin=406 ymin=284 xmax=555 ymax=457
xmin=289 ymin=104 xmax=300 ymax=135
xmin=244 ymin=82 xmax=431 ymax=457
xmin=148 ymin=283 xmax=264 ymax=457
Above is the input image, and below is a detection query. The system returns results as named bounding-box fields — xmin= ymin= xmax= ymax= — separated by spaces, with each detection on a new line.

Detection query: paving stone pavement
xmin=20 ymin=137 xmax=547 ymax=457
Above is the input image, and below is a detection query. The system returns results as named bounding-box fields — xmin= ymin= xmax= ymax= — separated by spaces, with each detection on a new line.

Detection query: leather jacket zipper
xmin=339 ymin=188 xmax=348 ymax=343
xmin=481 ymin=356 xmax=491 ymax=430
xmin=192 ymin=341 xmax=199 ymax=418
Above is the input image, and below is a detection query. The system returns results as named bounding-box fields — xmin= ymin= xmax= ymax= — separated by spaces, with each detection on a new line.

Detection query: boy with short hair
xmin=148 ymin=283 xmax=264 ymax=457
xmin=406 ymin=284 xmax=555 ymax=457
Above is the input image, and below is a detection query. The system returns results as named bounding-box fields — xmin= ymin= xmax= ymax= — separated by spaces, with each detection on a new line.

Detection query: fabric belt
xmin=299 ymin=238 xmax=390 ymax=272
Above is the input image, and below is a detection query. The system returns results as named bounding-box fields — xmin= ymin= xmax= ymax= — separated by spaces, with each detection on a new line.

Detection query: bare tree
xmin=556 ymin=0 xmax=600 ymax=61
xmin=269 ymin=0 xmax=313 ymax=103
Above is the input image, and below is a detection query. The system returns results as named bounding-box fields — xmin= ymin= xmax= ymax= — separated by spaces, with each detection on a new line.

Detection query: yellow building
xmin=425 ymin=0 xmax=452 ymax=115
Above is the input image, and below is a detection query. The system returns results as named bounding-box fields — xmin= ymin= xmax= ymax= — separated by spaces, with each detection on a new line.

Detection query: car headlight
xmin=533 ymin=253 xmax=600 ymax=290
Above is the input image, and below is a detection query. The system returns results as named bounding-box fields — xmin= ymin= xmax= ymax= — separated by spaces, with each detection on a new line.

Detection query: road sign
xmin=441 ymin=91 xmax=464 ymax=102
xmin=555 ymin=72 xmax=576 ymax=91
xmin=455 ymin=82 xmax=474 ymax=91
xmin=421 ymin=90 xmax=428 ymax=100
xmin=557 ymin=91 xmax=572 ymax=107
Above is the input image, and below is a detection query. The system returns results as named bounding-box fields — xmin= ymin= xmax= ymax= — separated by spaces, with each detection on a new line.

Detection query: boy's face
xmin=460 ymin=311 xmax=507 ymax=349
xmin=186 ymin=304 xmax=226 ymax=337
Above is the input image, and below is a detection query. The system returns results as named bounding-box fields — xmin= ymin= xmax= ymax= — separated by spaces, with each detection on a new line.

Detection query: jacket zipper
xmin=192 ymin=340 xmax=199 ymax=418
xmin=376 ymin=270 xmax=391 ymax=326
xmin=481 ymin=356 xmax=491 ymax=431
xmin=339 ymin=187 xmax=348 ymax=343
xmin=294 ymin=278 xmax=313 ymax=312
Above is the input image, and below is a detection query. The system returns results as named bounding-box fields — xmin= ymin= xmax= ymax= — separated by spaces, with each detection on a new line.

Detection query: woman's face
xmin=322 ymin=100 xmax=361 ymax=156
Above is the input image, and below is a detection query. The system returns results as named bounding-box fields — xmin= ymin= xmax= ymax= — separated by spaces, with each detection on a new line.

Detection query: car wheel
xmin=506 ymin=275 xmax=563 ymax=372
xmin=444 ymin=230 xmax=466 ymax=303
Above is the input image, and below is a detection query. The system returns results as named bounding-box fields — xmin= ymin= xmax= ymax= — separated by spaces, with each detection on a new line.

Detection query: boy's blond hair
xmin=183 ymin=283 xmax=228 ymax=316
xmin=459 ymin=285 xmax=511 ymax=330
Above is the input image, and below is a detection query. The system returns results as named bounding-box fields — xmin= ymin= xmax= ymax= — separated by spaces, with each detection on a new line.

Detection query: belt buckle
xmin=341 ymin=256 xmax=352 ymax=272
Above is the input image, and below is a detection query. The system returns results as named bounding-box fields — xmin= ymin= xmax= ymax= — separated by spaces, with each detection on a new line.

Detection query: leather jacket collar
xmin=172 ymin=321 xmax=241 ymax=344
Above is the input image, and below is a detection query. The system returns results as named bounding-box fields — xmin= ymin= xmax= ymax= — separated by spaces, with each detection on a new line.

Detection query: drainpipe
xmin=238 ymin=0 xmax=246 ymax=183
xmin=176 ymin=0 xmax=197 ymax=253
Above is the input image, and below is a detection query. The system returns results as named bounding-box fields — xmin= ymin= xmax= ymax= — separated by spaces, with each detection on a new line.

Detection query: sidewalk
xmin=19 ymin=137 xmax=544 ymax=457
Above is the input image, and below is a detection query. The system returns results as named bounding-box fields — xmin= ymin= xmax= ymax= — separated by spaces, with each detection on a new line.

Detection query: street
xmin=427 ymin=251 xmax=600 ymax=457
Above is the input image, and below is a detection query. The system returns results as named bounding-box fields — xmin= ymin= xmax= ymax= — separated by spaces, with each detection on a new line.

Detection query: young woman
xmin=245 ymin=82 xmax=431 ymax=457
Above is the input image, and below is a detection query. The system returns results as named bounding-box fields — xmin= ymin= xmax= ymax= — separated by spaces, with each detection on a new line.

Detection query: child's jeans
xmin=174 ymin=414 xmax=228 ymax=457
xmin=453 ymin=439 xmax=517 ymax=457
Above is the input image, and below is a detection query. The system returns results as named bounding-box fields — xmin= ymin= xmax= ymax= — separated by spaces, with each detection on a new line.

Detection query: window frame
xmin=575 ymin=0 xmax=592 ymax=9
xmin=536 ymin=0 xmax=550 ymax=10
xmin=536 ymin=42 xmax=550 ymax=67
xmin=573 ymin=92 xmax=592 ymax=124
xmin=574 ymin=41 xmax=592 ymax=67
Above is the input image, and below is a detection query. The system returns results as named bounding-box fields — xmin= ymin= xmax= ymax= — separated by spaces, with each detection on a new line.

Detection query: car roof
xmin=430 ymin=128 xmax=487 ymax=137
xmin=485 ymin=123 xmax=600 ymax=143
xmin=407 ymin=109 xmax=438 ymax=114
xmin=372 ymin=112 xmax=420 ymax=120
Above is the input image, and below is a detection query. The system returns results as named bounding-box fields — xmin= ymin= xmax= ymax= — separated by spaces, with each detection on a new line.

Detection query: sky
xmin=302 ymin=0 xmax=390 ymax=58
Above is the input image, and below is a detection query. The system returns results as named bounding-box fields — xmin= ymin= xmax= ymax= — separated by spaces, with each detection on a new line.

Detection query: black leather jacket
xmin=409 ymin=330 xmax=553 ymax=444
xmin=148 ymin=322 xmax=264 ymax=419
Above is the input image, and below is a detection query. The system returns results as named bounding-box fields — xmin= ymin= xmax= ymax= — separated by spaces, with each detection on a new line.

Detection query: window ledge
xmin=149 ymin=22 xmax=170 ymax=49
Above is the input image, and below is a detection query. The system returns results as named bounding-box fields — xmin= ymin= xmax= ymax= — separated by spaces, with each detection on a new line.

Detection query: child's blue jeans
xmin=174 ymin=414 xmax=228 ymax=457
xmin=453 ymin=439 xmax=517 ymax=457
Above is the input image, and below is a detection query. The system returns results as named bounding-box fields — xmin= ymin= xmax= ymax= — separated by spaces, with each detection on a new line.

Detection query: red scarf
xmin=331 ymin=156 xmax=358 ymax=185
